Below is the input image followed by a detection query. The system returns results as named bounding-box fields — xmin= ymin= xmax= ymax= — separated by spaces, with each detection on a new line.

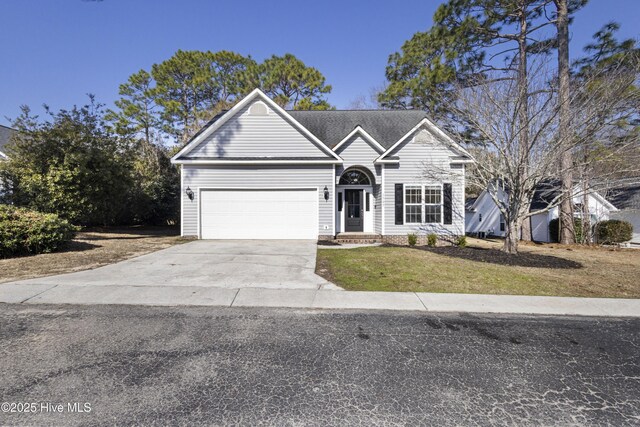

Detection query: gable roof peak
xmin=171 ymin=88 xmax=342 ymax=163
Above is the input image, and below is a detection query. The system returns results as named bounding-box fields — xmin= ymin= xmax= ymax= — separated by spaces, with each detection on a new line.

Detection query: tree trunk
xmin=503 ymin=218 xmax=520 ymax=254
xmin=556 ymin=0 xmax=575 ymax=244
xmin=518 ymin=3 xmax=532 ymax=242
xmin=582 ymin=173 xmax=591 ymax=244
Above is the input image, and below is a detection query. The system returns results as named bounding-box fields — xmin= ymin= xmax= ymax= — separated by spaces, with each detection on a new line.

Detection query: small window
xmin=366 ymin=192 xmax=370 ymax=211
xmin=479 ymin=213 xmax=483 ymax=223
xmin=405 ymin=185 xmax=422 ymax=223
xmin=499 ymin=214 xmax=505 ymax=232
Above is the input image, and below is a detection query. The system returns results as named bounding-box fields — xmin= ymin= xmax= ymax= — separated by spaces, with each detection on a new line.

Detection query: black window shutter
xmin=394 ymin=184 xmax=403 ymax=225
xmin=366 ymin=192 xmax=370 ymax=211
xmin=338 ymin=192 xmax=343 ymax=211
xmin=443 ymin=183 xmax=453 ymax=225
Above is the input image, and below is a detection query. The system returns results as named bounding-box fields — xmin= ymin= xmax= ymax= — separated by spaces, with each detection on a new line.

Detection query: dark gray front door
xmin=345 ymin=189 xmax=363 ymax=232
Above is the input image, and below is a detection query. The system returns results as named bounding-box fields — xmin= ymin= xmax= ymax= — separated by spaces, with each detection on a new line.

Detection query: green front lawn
xmin=316 ymin=239 xmax=640 ymax=298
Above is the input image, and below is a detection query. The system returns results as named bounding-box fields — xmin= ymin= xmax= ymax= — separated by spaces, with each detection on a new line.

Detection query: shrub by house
xmin=0 ymin=205 xmax=77 ymax=258
xmin=596 ymin=220 xmax=633 ymax=244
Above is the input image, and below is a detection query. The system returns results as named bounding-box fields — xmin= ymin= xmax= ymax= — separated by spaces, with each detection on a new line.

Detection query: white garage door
xmin=200 ymin=189 xmax=318 ymax=239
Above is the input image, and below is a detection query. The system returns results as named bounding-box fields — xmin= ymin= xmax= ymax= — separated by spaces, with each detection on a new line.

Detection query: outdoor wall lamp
xmin=323 ymin=186 xmax=330 ymax=201
xmin=185 ymin=186 xmax=194 ymax=201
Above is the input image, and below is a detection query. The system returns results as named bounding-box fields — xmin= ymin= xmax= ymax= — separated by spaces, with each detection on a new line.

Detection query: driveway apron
xmin=6 ymin=240 xmax=334 ymax=290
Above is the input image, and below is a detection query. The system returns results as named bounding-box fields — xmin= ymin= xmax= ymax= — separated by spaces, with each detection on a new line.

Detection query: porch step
xmin=335 ymin=239 xmax=381 ymax=244
xmin=335 ymin=233 xmax=382 ymax=244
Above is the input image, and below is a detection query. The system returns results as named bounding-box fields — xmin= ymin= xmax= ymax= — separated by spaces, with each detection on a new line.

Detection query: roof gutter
xmin=171 ymin=159 xmax=343 ymax=165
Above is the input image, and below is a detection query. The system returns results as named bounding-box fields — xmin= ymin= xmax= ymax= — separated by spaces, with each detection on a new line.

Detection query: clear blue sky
xmin=1 ymin=0 xmax=638 ymax=127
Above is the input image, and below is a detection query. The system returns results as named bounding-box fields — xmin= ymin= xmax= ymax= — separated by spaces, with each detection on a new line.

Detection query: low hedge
xmin=0 ymin=205 xmax=78 ymax=258
xmin=596 ymin=220 xmax=633 ymax=244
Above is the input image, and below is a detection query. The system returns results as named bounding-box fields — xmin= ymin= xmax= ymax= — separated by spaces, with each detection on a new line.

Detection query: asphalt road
xmin=0 ymin=304 xmax=638 ymax=426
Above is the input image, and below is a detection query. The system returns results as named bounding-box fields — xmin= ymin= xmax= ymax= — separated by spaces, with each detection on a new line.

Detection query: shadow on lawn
xmin=62 ymin=240 xmax=101 ymax=253
xmin=403 ymin=245 xmax=583 ymax=269
xmin=79 ymin=226 xmax=180 ymax=240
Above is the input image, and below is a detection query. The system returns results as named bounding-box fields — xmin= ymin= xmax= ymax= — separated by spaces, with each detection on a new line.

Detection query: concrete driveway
xmin=9 ymin=240 xmax=336 ymax=290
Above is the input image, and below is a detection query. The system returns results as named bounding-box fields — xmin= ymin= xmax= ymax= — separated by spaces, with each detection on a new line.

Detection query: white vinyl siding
xmin=531 ymin=211 xmax=551 ymax=242
xmin=181 ymin=165 xmax=334 ymax=237
xmin=335 ymin=135 xmax=382 ymax=178
xmin=188 ymin=100 xmax=330 ymax=159
xmin=384 ymin=128 xmax=465 ymax=235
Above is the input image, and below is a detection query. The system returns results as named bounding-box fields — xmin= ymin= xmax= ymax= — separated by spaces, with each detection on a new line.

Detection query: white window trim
xmin=180 ymin=165 xmax=184 ymax=236
xmin=381 ymin=164 xmax=385 ymax=235
xmin=403 ymin=183 xmax=444 ymax=225
xmin=336 ymin=184 xmax=374 ymax=233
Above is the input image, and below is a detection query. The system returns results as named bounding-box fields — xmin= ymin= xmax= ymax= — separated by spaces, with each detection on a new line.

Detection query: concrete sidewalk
xmin=1 ymin=283 xmax=638 ymax=317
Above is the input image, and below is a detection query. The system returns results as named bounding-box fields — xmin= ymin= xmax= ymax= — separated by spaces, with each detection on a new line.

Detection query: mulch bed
xmin=383 ymin=244 xmax=583 ymax=269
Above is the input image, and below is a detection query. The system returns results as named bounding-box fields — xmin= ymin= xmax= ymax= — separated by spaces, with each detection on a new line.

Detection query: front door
xmin=345 ymin=189 xmax=363 ymax=232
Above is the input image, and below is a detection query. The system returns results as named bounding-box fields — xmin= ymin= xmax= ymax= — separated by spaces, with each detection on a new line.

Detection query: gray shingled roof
xmin=606 ymin=181 xmax=640 ymax=210
xmin=180 ymin=156 xmax=333 ymax=161
xmin=177 ymin=109 xmax=432 ymax=158
xmin=288 ymin=110 xmax=429 ymax=149
xmin=0 ymin=125 xmax=15 ymax=156
xmin=530 ymin=180 xmax=563 ymax=211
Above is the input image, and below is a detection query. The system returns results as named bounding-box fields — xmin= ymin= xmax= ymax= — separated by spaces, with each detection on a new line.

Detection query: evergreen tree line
xmin=0 ymin=52 xmax=333 ymax=226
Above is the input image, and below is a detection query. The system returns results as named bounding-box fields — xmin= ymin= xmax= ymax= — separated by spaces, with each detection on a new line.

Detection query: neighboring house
xmin=466 ymin=181 xmax=618 ymax=242
xmin=171 ymin=89 xmax=473 ymax=241
xmin=607 ymin=181 xmax=640 ymax=244
xmin=0 ymin=124 xmax=14 ymax=161
xmin=465 ymin=186 xmax=509 ymax=238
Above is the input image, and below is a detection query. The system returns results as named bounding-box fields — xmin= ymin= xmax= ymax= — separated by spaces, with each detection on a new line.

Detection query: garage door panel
xmin=200 ymin=189 xmax=318 ymax=239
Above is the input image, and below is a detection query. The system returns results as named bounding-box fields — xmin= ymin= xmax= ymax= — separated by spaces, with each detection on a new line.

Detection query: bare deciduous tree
xmin=425 ymin=58 xmax=640 ymax=253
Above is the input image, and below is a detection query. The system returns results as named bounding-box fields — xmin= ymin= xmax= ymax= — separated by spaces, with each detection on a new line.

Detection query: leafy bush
xmin=427 ymin=233 xmax=437 ymax=247
xmin=596 ymin=220 xmax=633 ymax=244
xmin=548 ymin=218 xmax=584 ymax=243
xmin=407 ymin=233 xmax=417 ymax=247
xmin=0 ymin=205 xmax=77 ymax=258
xmin=0 ymin=100 xmax=179 ymax=226
xmin=455 ymin=235 xmax=467 ymax=248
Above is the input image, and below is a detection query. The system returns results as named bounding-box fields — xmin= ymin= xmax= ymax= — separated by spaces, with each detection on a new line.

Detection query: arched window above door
xmin=339 ymin=169 xmax=371 ymax=185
